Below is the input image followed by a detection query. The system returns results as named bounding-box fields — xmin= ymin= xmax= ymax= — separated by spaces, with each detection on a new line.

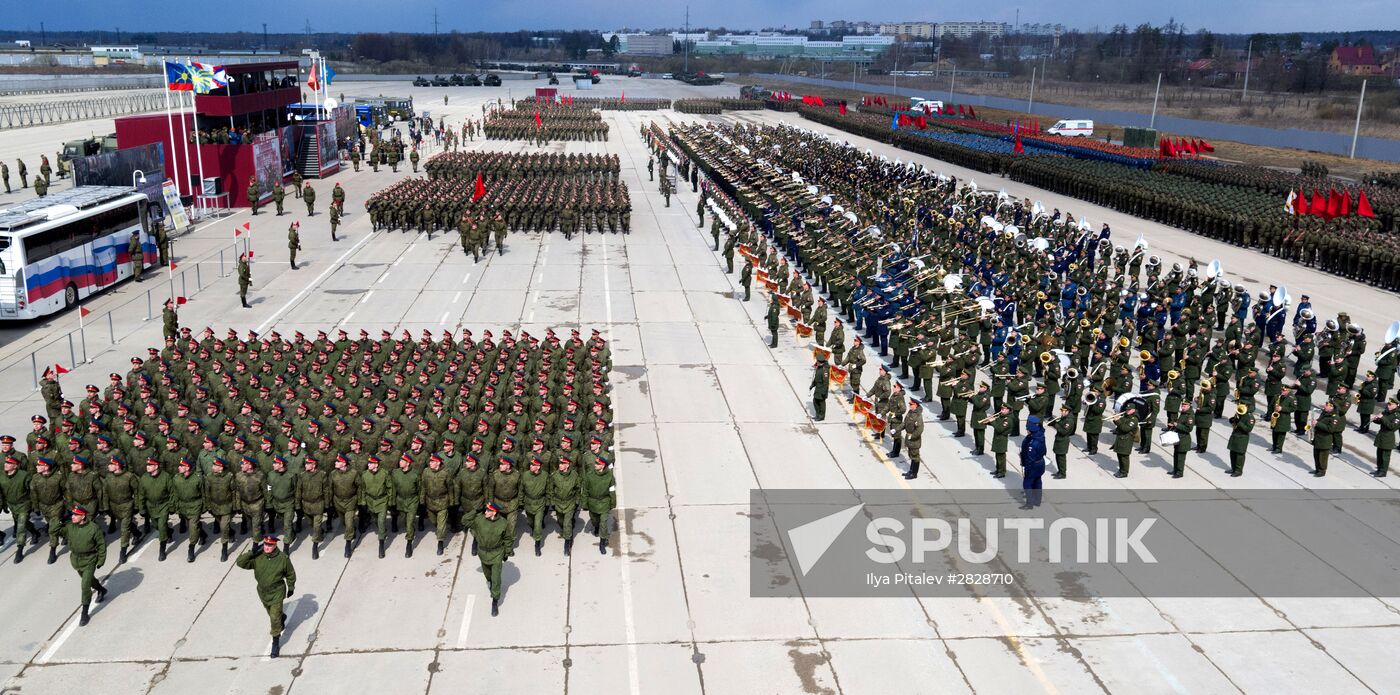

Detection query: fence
xmin=754 ymin=73 xmax=1400 ymax=163
xmin=0 ymin=239 xmax=243 ymax=405
xmin=0 ymin=73 xmax=164 ymax=94
xmin=0 ymin=91 xmax=164 ymax=129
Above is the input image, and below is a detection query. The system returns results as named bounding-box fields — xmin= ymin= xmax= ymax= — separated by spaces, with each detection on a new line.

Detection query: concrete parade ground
xmin=0 ymin=78 xmax=1398 ymax=695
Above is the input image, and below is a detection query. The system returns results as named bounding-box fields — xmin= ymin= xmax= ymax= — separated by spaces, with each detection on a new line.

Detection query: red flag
xmin=1184 ymin=139 xmax=1197 ymax=156
xmin=306 ymin=64 xmax=319 ymax=92
xmin=620 ymin=91 xmax=625 ymax=103
xmin=176 ymin=296 xmax=188 ymax=305
xmin=170 ymin=260 xmax=178 ymax=270
xmin=473 ymin=173 xmax=486 ymax=202
xmin=838 ymin=102 xmax=847 ymax=115
xmin=534 ymin=111 xmax=542 ymax=128
xmin=1358 ymin=189 xmax=1376 ymax=218
xmin=916 ymin=116 xmax=927 ymax=129
xmin=957 ymin=104 xmax=965 ymax=115
xmin=1326 ymin=189 xmax=1341 ymax=219
xmin=1198 ymin=139 xmax=1214 ymax=153
xmin=1310 ymin=189 xmax=1327 ymax=216
xmin=968 ymin=106 xmax=976 ymax=118
xmin=54 ymin=363 xmax=70 ymax=375
xmin=1340 ymin=190 xmax=1352 ymax=217
xmin=1295 ymin=189 xmax=1310 ymax=215
xmin=79 ymin=306 xmax=91 ymax=318
xmin=1014 ymin=135 xmax=1024 ymax=154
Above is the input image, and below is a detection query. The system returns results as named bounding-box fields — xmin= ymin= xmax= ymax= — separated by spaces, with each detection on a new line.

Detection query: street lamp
xmin=132 ymin=169 xmax=148 ymax=189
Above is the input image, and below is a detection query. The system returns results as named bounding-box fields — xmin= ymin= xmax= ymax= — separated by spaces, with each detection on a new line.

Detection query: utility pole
xmin=893 ymin=40 xmax=899 ymax=95
xmin=262 ymin=23 xmax=269 ymax=52
xmin=683 ymin=5 xmax=690 ymax=74
xmin=1242 ymin=40 xmax=1252 ymax=100
xmin=1150 ymin=72 xmax=1162 ymax=128
xmin=1028 ymin=66 xmax=1036 ymax=112
xmin=1351 ymin=79 xmax=1367 ymax=159
xmin=949 ymin=61 xmax=956 ymax=103
xmin=40 ymin=21 xmax=45 ymax=47
xmin=433 ymin=8 xmax=439 ymax=35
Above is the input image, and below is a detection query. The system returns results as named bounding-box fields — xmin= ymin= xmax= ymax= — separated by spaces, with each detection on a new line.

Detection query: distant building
xmin=694 ymin=33 xmax=891 ymax=59
xmin=879 ymin=22 xmax=936 ymax=39
xmin=829 ymin=20 xmax=848 ymax=30
xmin=620 ymin=34 xmax=674 ymax=57
xmin=1016 ymin=23 xmax=1065 ymax=37
xmin=810 ymin=20 xmax=824 ymax=31
xmin=1329 ymin=45 xmax=1382 ymax=76
xmin=934 ymin=22 xmax=1008 ymax=40
xmin=91 ymin=46 xmax=142 ymax=65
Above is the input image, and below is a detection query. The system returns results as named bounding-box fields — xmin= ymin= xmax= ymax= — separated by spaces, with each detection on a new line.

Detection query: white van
xmin=1047 ymin=119 xmax=1094 ymax=137
xmin=910 ymin=97 xmax=944 ymax=113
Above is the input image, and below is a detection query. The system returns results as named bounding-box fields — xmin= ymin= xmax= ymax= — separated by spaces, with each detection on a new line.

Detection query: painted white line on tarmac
xmin=440 ymin=311 xmax=450 ymax=325
xmin=127 ymin=534 xmax=157 ymax=562
xmin=599 ymin=234 xmax=635 ymax=695
xmin=455 ymin=594 xmax=477 ymax=649
xmin=37 ymin=616 xmax=79 ymax=664
xmin=343 ymin=311 xmax=356 ymax=324
xmin=452 ymin=291 xmax=461 ymax=303
xmin=256 ymin=231 xmax=377 ymax=335
xmin=461 ymin=272 xmax=472 ymax=285
xmin=361 ymin=290 xmax=374 ymax=304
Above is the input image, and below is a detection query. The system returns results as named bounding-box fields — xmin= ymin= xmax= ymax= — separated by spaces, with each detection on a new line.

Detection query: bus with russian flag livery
xmin=0 ymin=186 xmax=153 ymax=320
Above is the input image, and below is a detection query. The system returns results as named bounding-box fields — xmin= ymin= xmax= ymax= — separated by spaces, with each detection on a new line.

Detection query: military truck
xmin=482 ymin=73 xmax=502 ymax=86
xmin=61 ymin=134 xmax=118 ymax=162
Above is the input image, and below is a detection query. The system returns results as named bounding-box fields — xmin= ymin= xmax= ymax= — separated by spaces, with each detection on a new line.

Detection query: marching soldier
xmin=267 ymin=457 xmax=298 ymax=551
xmin=296 ymin=457 xmax=329 ymax=558
xmin=390 ymin=454 xmax=420 ymax=557
xmin=138 ymin=458 xmax=175 ymax=561
xmin=235 ymin=457 xmax=267 ymax=544
xmin=421 ymin=454 xmax=456 ymax=555
xmin=330 ymin=455 xmax=360 ymax=558
xmin=172 ymin=458 xmax=207 ymax=561
xmin=291 ymin=171 xmax=303 ymax=198
xmin=549 ymin=456 xmax=580 ymax=555
xmin=204 ymin=457 xmax=237 ymax=561
xmin=1 ymin=452 xmax=33 ymax=562
xmin=582 ymin=455 xmax=616 ymax=554
xmin=236 ymin=535 xmax=296 ymax=658
xmin=330 ymin=203 xmax=342 ymax=241
xmin=521 ymin=457 xmax=550 ymax=555
xmin=64 ymin=506 xmax=108 ymax=627
xmin=358 ymin=455 xmax=393 ymax=558
xmin=32 ymin=458 xmax=65 ymax=562
xmin=470 ymin=501 xmax=511 ymax=616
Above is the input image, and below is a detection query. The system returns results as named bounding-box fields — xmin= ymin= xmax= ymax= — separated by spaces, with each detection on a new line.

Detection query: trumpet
xmin=957 ymin=390 xmax=978 ymax=398
xmin=977 ymin=413 xmax=1001 ymax=425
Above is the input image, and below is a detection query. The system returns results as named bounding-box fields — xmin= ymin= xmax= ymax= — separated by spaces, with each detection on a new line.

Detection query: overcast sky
xmin=7 ymin=0 xmax=1396 ymax=36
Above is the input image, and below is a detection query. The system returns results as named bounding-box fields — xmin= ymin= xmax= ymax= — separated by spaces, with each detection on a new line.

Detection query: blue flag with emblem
xmin=164 ymin=61 xmax=193 ymax=91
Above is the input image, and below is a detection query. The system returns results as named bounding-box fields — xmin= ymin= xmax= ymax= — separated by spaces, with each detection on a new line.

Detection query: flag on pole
xmin=189 ymin=62 xmax=228 ymax=94
xmin=176 ymin=296 xmax=188 ymax=305
xmin=473 ymin=173 xmax=486 ymax=201
xmin=307 ymin=63 xmax=320 ymax=92
xmin=534 ymin=111 xmax=542 ymax=128
xmin=54 ymin=363 xmax=70 ymax=376
xmin=891 ymin=113 xmax=898 ymax=130
xmin=1310 ymin=189 xmax=1326 ymax=216
xmin=1284 ymin=190 xmax=1298 ymax=215
xmin=164 ymin=61 xmax=194 ymax=91
xmin=1358 ymin=189 xmax=1376 ymax=218
xmin=79 ymin=306 xmax=91 ymax=318
xmin=1340 ymin=190 xmax=1352 ymax=217
xmin=1013 ymin=134 xmax=1024 ymax=154
xmin=621 ymin=91 xmax=625 ymax=103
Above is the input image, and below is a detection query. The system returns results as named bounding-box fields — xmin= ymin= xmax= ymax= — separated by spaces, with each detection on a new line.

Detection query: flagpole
xmin=186 ymin=61 xmax=209 ymax=218
xmin=162 ymin=77 xmax=182 ymax=201
xmin=178 ymin=59 xmax=195 ymax=203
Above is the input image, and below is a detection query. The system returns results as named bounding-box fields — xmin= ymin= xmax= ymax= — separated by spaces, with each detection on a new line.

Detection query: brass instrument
xmin=957 ymin=390 xmax=978 ymax=398
xmin=977 ymin=413 xmax=1000 ymax=425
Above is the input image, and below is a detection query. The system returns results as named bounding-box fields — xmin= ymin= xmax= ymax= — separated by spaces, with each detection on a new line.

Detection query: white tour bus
xmin=0 ymin=186 xmax=152 ymax=320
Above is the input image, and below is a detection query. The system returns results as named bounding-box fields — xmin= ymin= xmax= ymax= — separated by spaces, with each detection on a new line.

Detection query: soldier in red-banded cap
xmin=390 ymin=453 xmax=421 ymax=558
xmin=470 ymin=501 xmax=512 ymax=616
xmin=236 ymin=534 xmax=296 ymax=657
xmin=138 ymin=457 xmax=176 ymax=561
xmin=357 ymin=455 xmax=393 ymax=558
xmin=64 ymin=505 xmax=108 ymax=626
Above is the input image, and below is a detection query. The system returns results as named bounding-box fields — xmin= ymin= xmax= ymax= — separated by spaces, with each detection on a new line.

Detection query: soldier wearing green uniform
xmin=898 ymin=399 xmax=924 ymax=479
xmin=32 ymin=457 xmax=65 ymax=562
xmin=1 ymin=451 xmax=33 ymax=562
xmin=203 ymin=457 xmax=237 ymax=560
xmin=456 ymin=454 xmax=488 ymax=555
xmin=358 ymin=455 xmax=393 ymax=558
xmin=248 ymin=178 xmax=261 ymax=215
xmin=1311 ymin=401 xmax=1345 ymax=476
xmin=740 ymin=259 xmax=753 ymax=301
xmin=989 ymin=405 xmax=1011 ymax=478
xmin=236 ymin=535 xmax=296 ymax=657
xmin=421 ymin=453 xmax=456 ymax=555
xmin=330 ymin=455 xmax=359 ymax=557
xmin=128 ymin=230 xmax=144 ymax=282
xmin=492 ymin=212 xmax=508 ymax=254
xmin=303 ymin=183 xmax=316 ymax=216
xmin=1226 ymin=404 xmax=1255 ymax=476
xmin=235 ymin=457 xmax=266 ymax=546
xmin=1374 ymin=401 xmax=1399 ymax=477
xmin=237 ymin=253 xmax=251 ymax=308
xmin=767 ymin=293 xmax=781 ymax=348
xmin=295 ymin=458 xmax=329 ymax=558
xmin=1170 ymin=402 xmax=1194 ymax=478
xmin=549 ymin=457 xmax=580 ymax=554
xmin=582 ymin=455 xmax=616 ymax=554
xmin=138 ymin=458 xmax=175 ymax=561
xmin=1050 ymin=405 xmax=1075 ymax=478
xmin=521 ymin=457 xmax=550 ymax=554
xmin=272 ymin=182 xmax=285 ymax=215
xmin=329 ymin=205 xmax=341 ymax=241
xmin=471 ymin=501 xmax=512 ymax=616
xmin=288 ymin=223 xmax=301 ymax=270
xmin=172 ymin=458 xmax=207 ymax=561
xmin=390 ymin=454 xmax=420 ymax=557
xmin=1112 ymin=406 xmax=1139 ymax=478
xmin=810 ymin=353 xmax=829 ymax=421
xmin=267 ymin=457 xmax=298 ymax=551
xmin=64 ymin=506 xmax=108 ymax=627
